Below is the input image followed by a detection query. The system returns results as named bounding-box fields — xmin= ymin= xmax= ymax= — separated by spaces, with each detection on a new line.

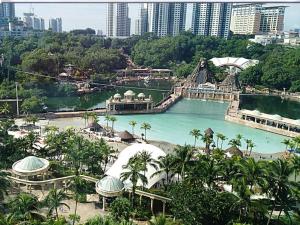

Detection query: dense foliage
xmin=132 ymin=32 xmax=300 ymax=91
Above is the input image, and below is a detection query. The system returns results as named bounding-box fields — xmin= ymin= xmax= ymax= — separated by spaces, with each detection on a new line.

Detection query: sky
xmin=14 ymin=3 xmax=300 ymax=34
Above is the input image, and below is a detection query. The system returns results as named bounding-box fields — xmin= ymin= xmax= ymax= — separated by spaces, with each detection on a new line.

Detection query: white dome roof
xmin=114 ymin=93 xmax=121 ymax=98
xmin=106 ymin=144 xmax=166 ymax=189
xmin=138 ymin=93 xmax=145 ymax=98
xmin=124 ymin=90 xmax=135 ymax=96
xmin=12 ymin=156 xmax=49 ymax=175
xmin=95 ymin=176 xmax=124 ymax=197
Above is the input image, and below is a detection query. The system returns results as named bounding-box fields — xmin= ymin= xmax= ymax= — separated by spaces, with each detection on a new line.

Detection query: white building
xmin=191 ymin=3 xmax=232 ymax=39
xmin=23 ymin=12 xmax=45 ymax=30
xmin=106 ymin=3 xmax=130 ymax=38
xmin=231 ymin=4 xmax=286 ymax=35
xmin=49 ymin=18 xmax=62 ymax=33
xmin=231 ymin=4 xmax=262 ymax=35
xmin=148 ymin=3 xmax=186 ymax=37
xmin=249 ymin=33 xmax=283 ymax=46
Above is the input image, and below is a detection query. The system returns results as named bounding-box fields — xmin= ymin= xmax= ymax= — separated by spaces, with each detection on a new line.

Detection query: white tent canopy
xmin=209 ymin=57 xmax=259 ymax=70
xmin=106 ymin=143 xmax=166 ymax=189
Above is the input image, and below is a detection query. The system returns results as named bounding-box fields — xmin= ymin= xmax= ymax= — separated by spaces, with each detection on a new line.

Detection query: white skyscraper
xmin=149 ymin=3 xmax=186 ymax=37
xmin=107 ymin=3 xmax=130 ymax=37
xmin=23 ymin=12 xmax=45 ymax=31
xmin=192 ymin=3 xmax=232 ymax=39
xmin=49 ymin=18 xmax=62 ymax=33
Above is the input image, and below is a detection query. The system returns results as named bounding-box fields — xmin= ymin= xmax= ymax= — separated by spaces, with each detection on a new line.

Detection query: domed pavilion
xmin=95 ymin=175 xmax=124 ymax=211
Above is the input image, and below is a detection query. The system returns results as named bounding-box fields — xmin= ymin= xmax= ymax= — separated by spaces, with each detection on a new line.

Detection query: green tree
xmin=140 ymin=122 xmax=151 ymax=141
xmin=121 ymin=156 xmax=147 ymax=206
xmin=189 ymin=129 xmax=201 ymax=147
xmin=129 ymin=120 xmax=137 ymax=136
xmin=110 ymin=197 xmax=132 ymax=221
xmin=44 ymin=188 xmax=70 ymax=219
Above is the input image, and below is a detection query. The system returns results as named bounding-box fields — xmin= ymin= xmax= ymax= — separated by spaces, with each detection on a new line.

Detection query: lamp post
xmin=15 ymin=82 xmax=19 ymax=117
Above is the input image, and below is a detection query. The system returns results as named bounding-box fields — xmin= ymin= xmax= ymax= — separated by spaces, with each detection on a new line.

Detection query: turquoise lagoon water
xmin=109 ymin=99 xmax=286 ymax=154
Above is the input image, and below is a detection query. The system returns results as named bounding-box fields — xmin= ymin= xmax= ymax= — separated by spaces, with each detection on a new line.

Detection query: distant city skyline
xmin=15 ymin=3 xmax=300 ymax=34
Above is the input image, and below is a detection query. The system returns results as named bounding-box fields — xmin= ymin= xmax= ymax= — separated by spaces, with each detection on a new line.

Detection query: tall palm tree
xmin=44 ymin=188 xmax=70 ymax=219
xmin=71 ymin=176 xmax=86 ymax=225
xmin=201 ymin=135 xmax=213 ymax=154
xmin=110 ymin=116 xmax=117 ymax=135
xmin=138 ymin=150 xmax=158 ymax=189
xmin=82 ymin=112 xmax=89 ymax=127
xmin=174 ymin=145 xmax=194 ymax=180
xmin=129 ymin=120 xmax=137 ymax=136
xmin=235 ymin=158 xmax=266 ymax=192
xmin=151 ymin=154 xmax=176 ymax=188
xmin=264 ymin=159 xmax=295 ymax=225
xmin=245 ymin=139 xmax=255 ymax=156
xmin=140 ymin=122 xmax=151 ymax=141
xmin=121 ymin=156 xmax=147 ymax=206
xmin=189 ymin=129 xmax=201 ymax=147
xmin=219 ymin=134 xmax=227 ymax=150
xmin=89 ymin=112 xmax=98 ymax=123
xmin=290 ymin=155 xmax=300 ymax=182
xmin=104 ymin=114 xmax=111 ymax=130
xmin=216 ymin=133 xmax=226 ymax=149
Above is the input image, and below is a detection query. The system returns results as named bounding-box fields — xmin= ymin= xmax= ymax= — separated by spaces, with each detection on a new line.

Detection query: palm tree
xmin=282 ymin=139 xmax=291 ymax=152
xmin=0 ymin=214 xmax=16 ymax=225
xmin=121 ymin=156 xmax=147 ymax=206
xmin=201 ymin=135 xmax=213 ymax=154
xmin=0 ymin=171 xmax=10 ymax=202
xmin=174 ymin=145 xmax=194 ymax=180
xmin=110 ymin=116 xmax=117 ymax=135
xmin=248 ymin=142 xmax=255 ymax=157
xmin=228 ymin=136 xmax=242 ymax=148
xmin=82 ymin=111 xmax=89 ymax=127
xmin=71 ymin=176 xmax=85 ymax=225
xmin=291 ymin=155 xmax=300 ymax=182
xmin=89 ymin=112 xmax=98 ymax=123
xmin=216 ymin=133 xmax=226 ymax=149
xmin=129 ymin=120 xmax=137 ymax=136
xmin=151 ymin=154 xmax=176 ymax=188
xmin=264 ymin=159 xmax=295 ymax=225
xmin=138 ymin=150 xmax=158 ymax=189
xmin=219 ymin=134 xmax=227 ymax=150
xmin=44 ymin=188 xmax=70 ymax=219
xmin=189 ymin=129 xmax=201 ymax=147
xmin=235 ymin=158 xmax=266 ymax=192
xmin=9 ymin=192 xmax=44 ymax=222
xmin=104 ymin=114 xmax=111 ymax=130
xmin=140 ymin=122 xmax=151 ymax=141
xmin=245 ymin=139 xmax=254 ymax=156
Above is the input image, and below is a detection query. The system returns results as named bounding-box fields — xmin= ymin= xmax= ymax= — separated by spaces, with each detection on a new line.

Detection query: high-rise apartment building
xmin=231 ymin=4 xmax=286 ymax=35
xmin=230 ymin=4 xmax=262 ymax=35
xmin=107 ymin=3 xmax=130 ymax=37
xmin=149 ymin=3 xmax=186 ymax=37
xmin=23 ymin=13 xmax=45 ymax=30
xmin=191 ymin=3 xmax=232 ymax=39
xmin=135 ymin=4 xmax=148 ymax=36
xmin=260 ymin=6 xmax=286 ymax=33
xmin=0 ymin=3 xmax=15 ymax=18
xmin=49 ymin=18 xmax=62 ymax=33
